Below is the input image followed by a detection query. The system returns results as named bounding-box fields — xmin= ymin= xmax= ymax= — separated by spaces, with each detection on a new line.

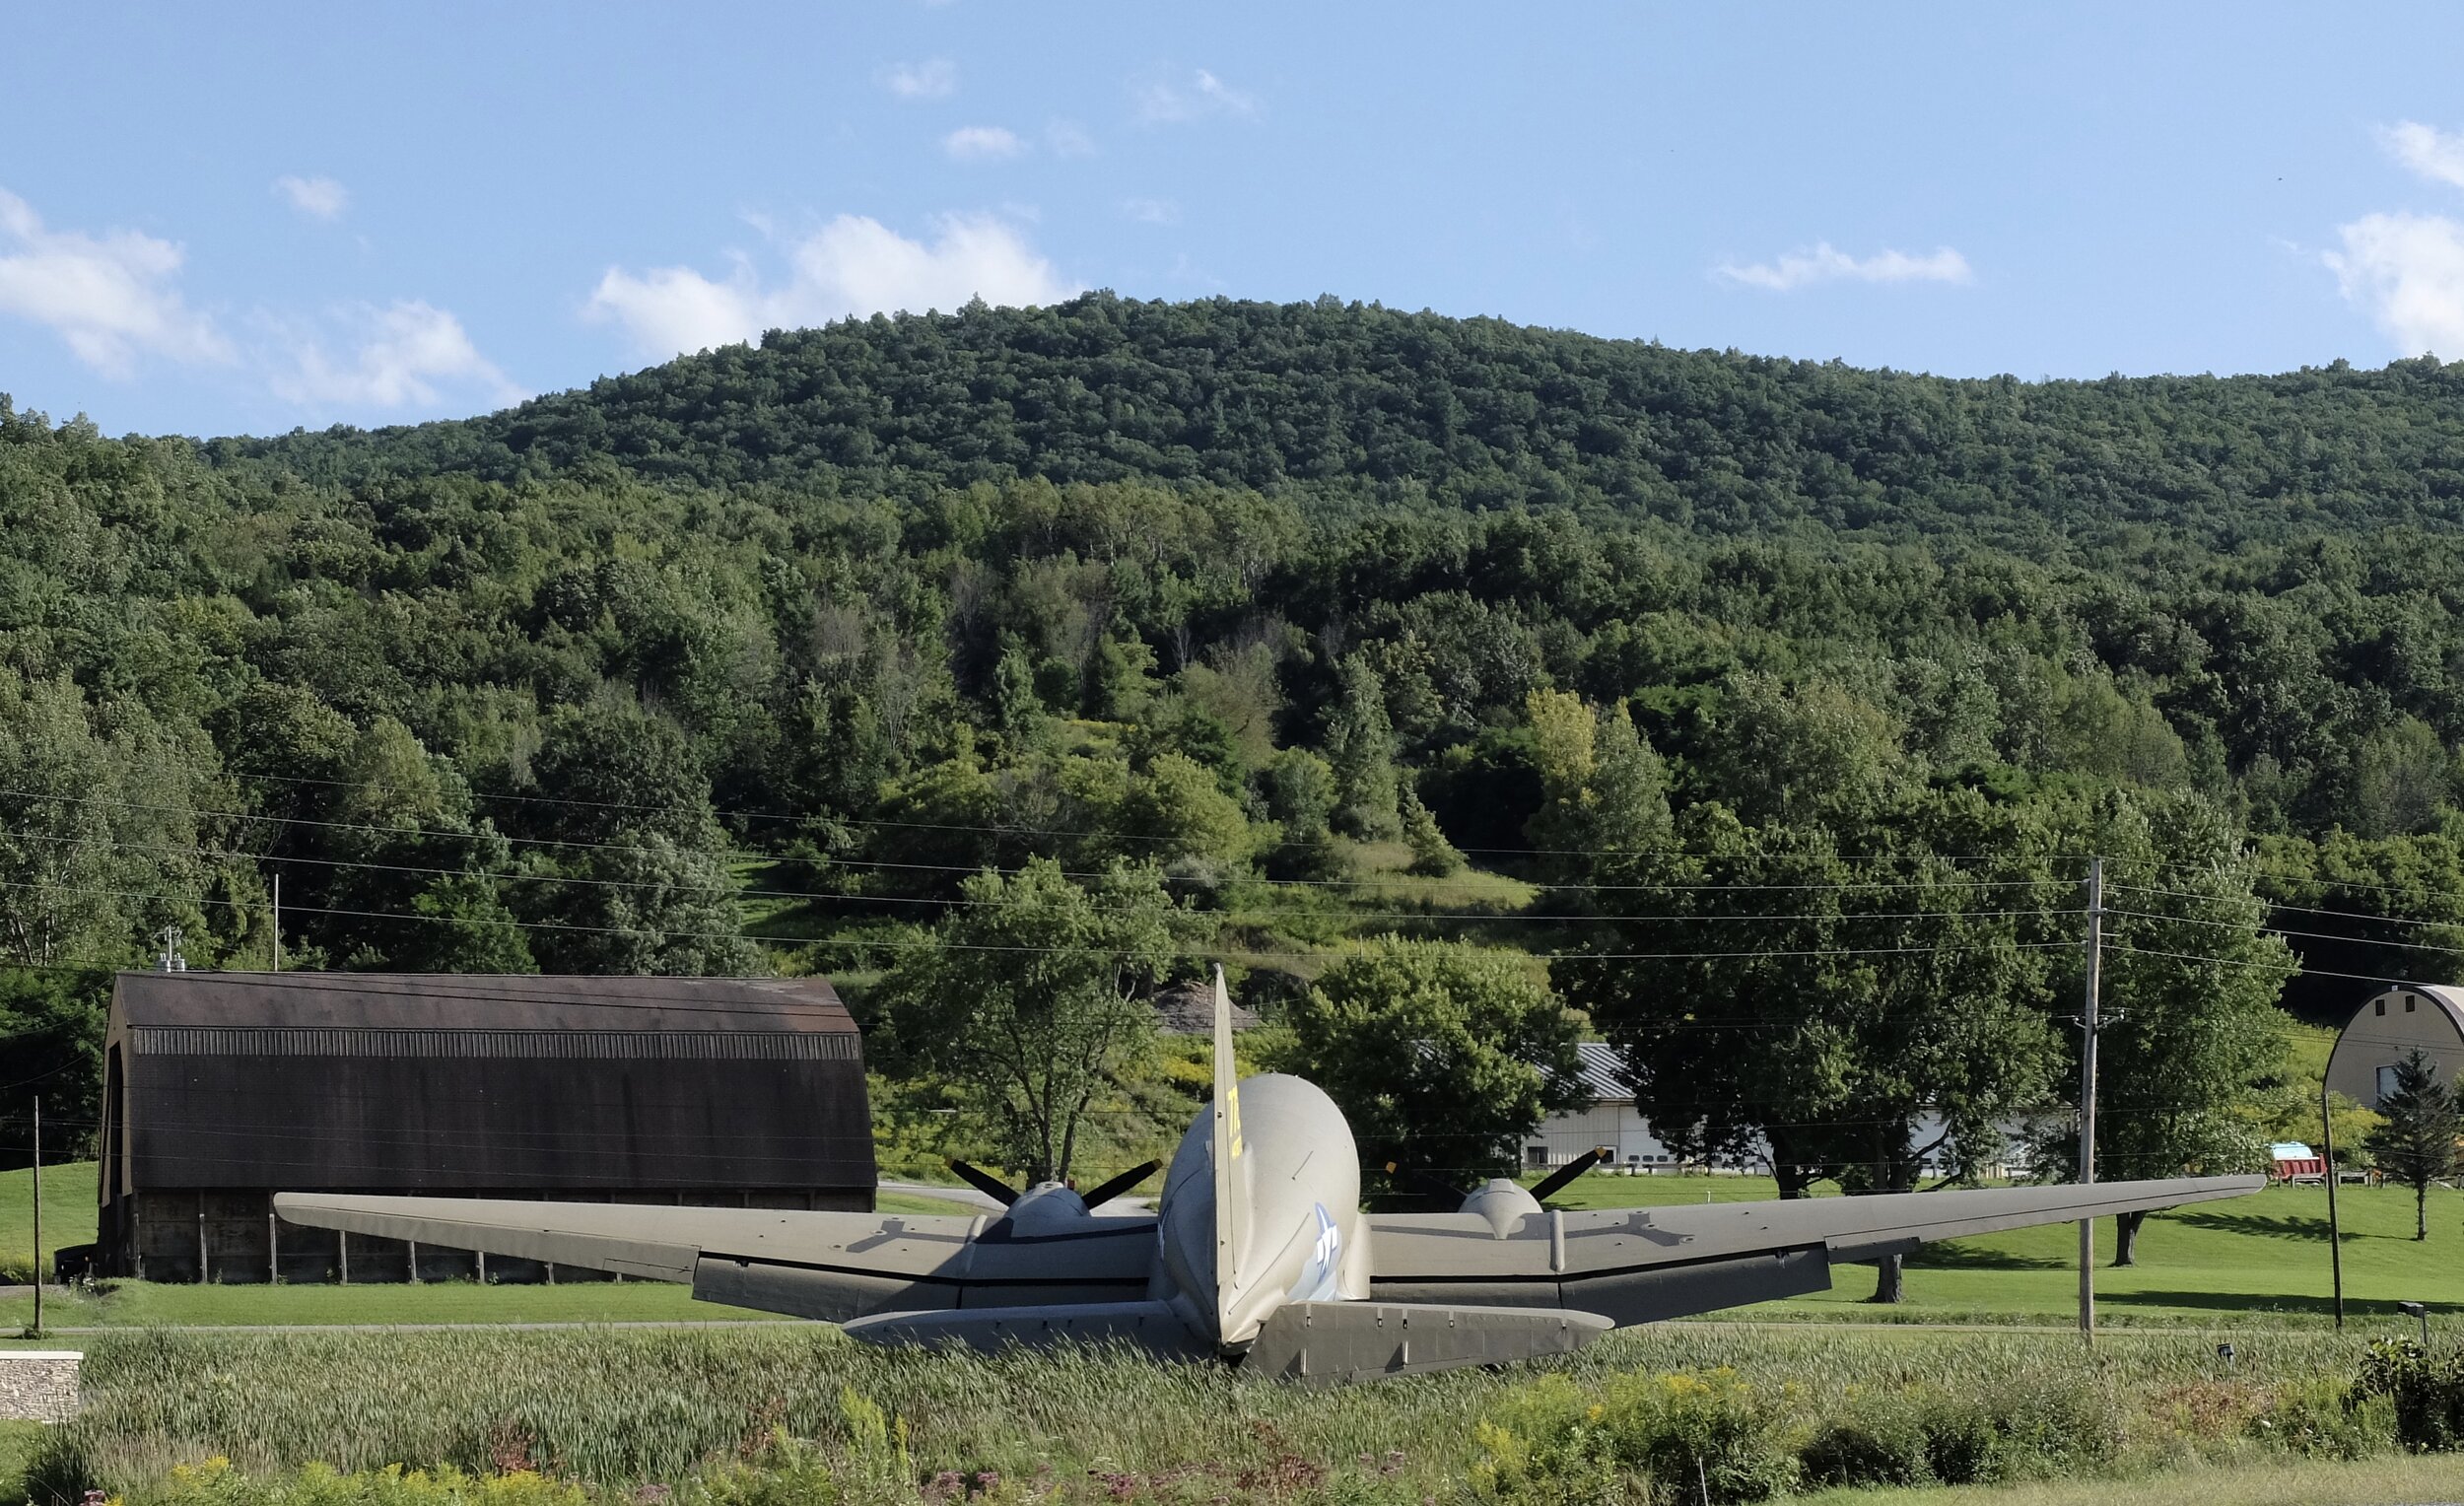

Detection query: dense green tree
xmin=0 ymin=966 xmax=108 ymax=1167
xmin=874 ymin=858 xmax=1187 ymax=1182
xmin=1524 ymin=692 xmax=1673 ymax=885
xmin=511 ymin=702 xmax=758 ymax=976
xmin=1263 ymin=749 xmax=1344 ymax=880
xmin=1280 ymin=938 xmax=1585 ymax=1184
xmin=1110 ymin=752 xmax=1254 ymax=870
xmin=0 ymin=673 xmax=215 ymax=967
xmin=2029 ymin=791 xmax=2291 ymax=1265
xmin=1570 ymin=788 xmax=2069 ymax=1303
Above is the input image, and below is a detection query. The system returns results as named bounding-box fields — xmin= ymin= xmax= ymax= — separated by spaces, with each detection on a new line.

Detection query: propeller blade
xmin=1530 ymin=1146 xmax=1611 ymax=1203
xmin=1079 ymin=1159 xmax=1162 ymax=1209
xmin=1387 ymin=1161 xmax=1471 ymax=1204
xmin=945 ymin=1159 xmax=1019 ymax=1207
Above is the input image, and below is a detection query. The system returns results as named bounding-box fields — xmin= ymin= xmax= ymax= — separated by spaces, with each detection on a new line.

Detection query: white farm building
xmin=1529 ymin=1042 xmax=2040 ymax=1180
xmin=1526 ymin=1043 xmax=1683 ymax=1171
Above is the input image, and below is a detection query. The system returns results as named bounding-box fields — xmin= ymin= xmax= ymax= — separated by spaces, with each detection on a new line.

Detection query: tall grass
xmin=51 ymin=1325 xmax=2383 ymax=1495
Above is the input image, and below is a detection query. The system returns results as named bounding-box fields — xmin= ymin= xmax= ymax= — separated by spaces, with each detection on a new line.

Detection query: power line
xmin=2108 ymin=907 xmax=2464 ymax=959
xmin=0 ymin=867 xmax=2105 ymax=967
xmin=2113 ymin=880 xmax=2464 ymax=932
xmin=0 ymin=821 xmax=2094 ymax=924
xmin=203 ymin=765 xmax=2118 ymax=865
xmin=0 ymin=786 xmax=2121 ymax=894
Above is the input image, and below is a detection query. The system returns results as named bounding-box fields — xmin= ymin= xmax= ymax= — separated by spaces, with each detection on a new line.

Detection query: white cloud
xmin=1133 ymin=68 xmax=1258 ymax=124
xmin=273 ymin=174 xmax=349 ymax=221
xmin=2325 ymin=212 xmax=2464 ymax=357
xmin=1046 ymin=118 xmax=1097 ymax=158
xmin=2323 ymin=123 xmax=2464 ymax=356
xmin=881 ymin=58 xmax=956 ymax=101
xmin=1122 ymin=197 xmax=1179 ymax=226
xmin=1711 ymin=241 xmax=1972 ymax=292
xmin=0 ymin=187 xmax=229 ymax=376
xmin=269 ymin=300 xmax=523 ymax=410
xmin=944 ymin=125 xmax=1024 ymax=162
xmin=2384 ymin=121 xmax=2464 ymax=191
xmin=587 ymin=213 xmax=1077 ymax=359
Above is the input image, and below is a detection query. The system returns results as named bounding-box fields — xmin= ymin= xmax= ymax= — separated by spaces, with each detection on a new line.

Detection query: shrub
xmin=2249 ymin=1375 xmax=2392 ymax=1461
xmin=2351 ymin=1337 xmax=2464 ymax=1453
xmin=1798 ymin=1386 xmax=2005 ymax=1490
xmin=1474 ymin=1369 xmax=1796 ymax=1506
xmin=1982 ymin=1367 xmax=2123 ymax=1477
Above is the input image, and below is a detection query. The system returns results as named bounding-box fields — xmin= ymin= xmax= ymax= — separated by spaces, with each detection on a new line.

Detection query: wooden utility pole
xmin=272 ymin=873 xmax=282 ymax=972
xmin=2320 ymin=1080 xmax=2345 ymax=1330
xmin=2078 ymin=856 xmax=2102 ymax=1341
xmin=32 ymin=1096 xmax=41 ymax=1336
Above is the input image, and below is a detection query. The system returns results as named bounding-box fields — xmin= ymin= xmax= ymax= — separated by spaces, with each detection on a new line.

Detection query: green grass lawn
xmin=4 ymin=1276 xmax=792 ymax=1331
xmin=1540 ymin=1170 xmax=2464 ymax=1326
xmin=0 ymin=1158 xmax=99 ymax=1279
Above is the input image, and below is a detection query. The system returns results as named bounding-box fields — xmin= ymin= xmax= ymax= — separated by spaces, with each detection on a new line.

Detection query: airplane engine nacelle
xmin=1459 ymin=1179 xmax=1543 ymax=1236
xmin=1004 ymin=1182 xmax=1094 ymax=1233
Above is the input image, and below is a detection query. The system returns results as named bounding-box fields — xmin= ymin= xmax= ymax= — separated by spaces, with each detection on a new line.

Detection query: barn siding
xmin=96 ymin=972 xmax=876 ymax=1282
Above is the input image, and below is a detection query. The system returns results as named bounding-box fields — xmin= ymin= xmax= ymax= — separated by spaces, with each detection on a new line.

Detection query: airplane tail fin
xmin=1209 ymin=964 xmax=1247 ymax=1338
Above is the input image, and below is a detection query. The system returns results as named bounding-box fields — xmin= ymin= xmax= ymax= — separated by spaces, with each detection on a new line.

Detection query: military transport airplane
xmin=277 ymin=971 xmax=2261 ymax=1384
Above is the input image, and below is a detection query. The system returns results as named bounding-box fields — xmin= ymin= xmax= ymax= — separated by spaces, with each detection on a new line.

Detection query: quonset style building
xmin=91 ymin=972 xmax=875 ymax=1283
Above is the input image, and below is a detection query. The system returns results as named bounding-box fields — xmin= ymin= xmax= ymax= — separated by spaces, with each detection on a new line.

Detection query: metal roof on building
xmin=1565 ymin=1042 xmax=1629 ymax=1105
xmin=103 ymin=972 xmax=874 ymax=1196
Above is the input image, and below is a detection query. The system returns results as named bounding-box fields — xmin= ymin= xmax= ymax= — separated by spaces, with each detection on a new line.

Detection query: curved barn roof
xmin=2325 ymin=984 xmax=2464 ymax=1105
xmin=2332 ymin=983 xmax=2464 ymax=1047
xmin=113 ymin=971 xmax=855 ymax=1034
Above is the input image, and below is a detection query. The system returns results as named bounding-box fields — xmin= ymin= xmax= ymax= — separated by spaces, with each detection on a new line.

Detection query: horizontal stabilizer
xmin=273 ymin=1192 xmax=704 ymax=1281
xmin=842 ymin=1300 xmax=1210 ymax=1359
xmin=275 ymin=1192 xmax=1156 ymax=1322
xmin=1245 ymin=1301 xmax=1611 ymax=1385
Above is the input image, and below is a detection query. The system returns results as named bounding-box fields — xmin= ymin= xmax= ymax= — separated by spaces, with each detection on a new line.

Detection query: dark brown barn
xmin=93 ymin=971 xmax=875 ymax=1283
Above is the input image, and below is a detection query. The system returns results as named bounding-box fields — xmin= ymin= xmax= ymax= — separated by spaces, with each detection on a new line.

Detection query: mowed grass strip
xmin=1801 ymin=1453 xmax=2464 ymax=1506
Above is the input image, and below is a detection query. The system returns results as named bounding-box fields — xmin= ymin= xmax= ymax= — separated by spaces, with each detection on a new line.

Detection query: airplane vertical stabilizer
xmin=1209 ymin=964 xmax=1247 ymax=1341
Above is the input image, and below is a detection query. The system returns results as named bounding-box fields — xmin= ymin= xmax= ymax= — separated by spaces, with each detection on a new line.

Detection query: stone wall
xmin=0 ymin=1352 xmax=80 ymax=1423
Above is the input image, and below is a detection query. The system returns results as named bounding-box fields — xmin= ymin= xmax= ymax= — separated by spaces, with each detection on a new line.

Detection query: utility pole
xmin=2320 ymin=1080 xmax=2345 ymax=1330
xmin=2078 ymin=856 xmax=2102 ymax=1342
xmin=32 ymin=1096 xmax=41 ymax=1336
xmin=272 ymin=873 xmax=282 ymax=972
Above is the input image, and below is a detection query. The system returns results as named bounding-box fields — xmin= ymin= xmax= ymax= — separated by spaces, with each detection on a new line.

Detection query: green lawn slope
xmin=1546 ymin=1173 xmax=2464 ymax=1326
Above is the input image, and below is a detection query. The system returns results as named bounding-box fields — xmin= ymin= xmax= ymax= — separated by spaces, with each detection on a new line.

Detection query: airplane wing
xmin=1366 ymin=1174 xmax=2263 ymax=1326
xmin=273 ymin=1193 xmax=1157 ymax=1322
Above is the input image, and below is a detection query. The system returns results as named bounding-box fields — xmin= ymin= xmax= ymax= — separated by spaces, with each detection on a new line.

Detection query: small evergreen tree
xmin=1326 ymin=657 xmax=1401 ymax=840
xmin=1401 ymin=787 xmax=1466 ymax=877
xmin=2364 ymin=1048 xmax=2461 ymax=1241
xmin=1264 ymin=749 xmax=1347 ymax=879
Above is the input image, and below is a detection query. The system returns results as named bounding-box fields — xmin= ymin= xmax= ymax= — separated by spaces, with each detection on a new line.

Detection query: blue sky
xmin=10 ymin=3 xmax=2464 ymax=438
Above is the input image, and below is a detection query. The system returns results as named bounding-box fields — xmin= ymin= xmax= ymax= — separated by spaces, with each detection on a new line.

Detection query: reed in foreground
xmin=28 ymin=1325 xmax=2435 ymax=1504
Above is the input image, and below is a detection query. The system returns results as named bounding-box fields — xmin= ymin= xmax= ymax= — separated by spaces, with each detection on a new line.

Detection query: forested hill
xmin=226 ymin=294 xmax=2464 ymax=549
xmin=11 ymin=292 xmax=2464 ymax=1172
